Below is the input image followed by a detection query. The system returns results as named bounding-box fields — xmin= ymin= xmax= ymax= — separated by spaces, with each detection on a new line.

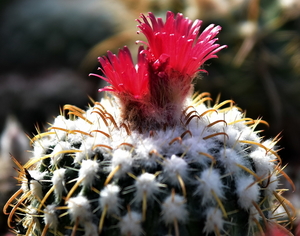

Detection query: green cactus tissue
xmin=4 ymin=12 xmax=295 ymax=236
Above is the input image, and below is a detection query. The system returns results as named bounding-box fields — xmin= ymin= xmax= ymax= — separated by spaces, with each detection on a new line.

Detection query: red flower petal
xmin=91 ymin=46 xmax=149 ymax=100
xmin=137 ymin=11 xmax=226 ymax=79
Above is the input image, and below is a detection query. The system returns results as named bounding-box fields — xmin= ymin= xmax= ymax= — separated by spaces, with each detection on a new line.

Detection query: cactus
xmin=4 ymin=12 xmax=295 ymax=236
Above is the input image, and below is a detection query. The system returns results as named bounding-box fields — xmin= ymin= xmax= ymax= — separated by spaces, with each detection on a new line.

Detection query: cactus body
xmin=5 ymin=94 xmax=292 ymax=236
xmin=4 ymin=11 xmax=294 ymax=236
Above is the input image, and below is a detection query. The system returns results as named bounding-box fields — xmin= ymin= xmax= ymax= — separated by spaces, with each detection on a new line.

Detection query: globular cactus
xmin=4 ymin=12 xmax=295 ymax=236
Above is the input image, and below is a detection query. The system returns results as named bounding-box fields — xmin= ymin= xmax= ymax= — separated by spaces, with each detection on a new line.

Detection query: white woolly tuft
xmin=78 ymin=159 xmax=99 ymax=188
xmin=44 ymin=204 xmax=58 ymax=229
xmin=111 ymin=149 xmax=133 ymax=178
xmin=33 ymin=138 xmax=52 ymax=158
xmin=218 ymin=148 xmax=245 ymax=174
xmin=51 ymin=141 xmax=71 ymax=165
xmin=134 ymin=173 xmax=160 ymax=202
xmin=265 ymin=173 xmax=279 ymax=196
xmin=250 ymin=146 xmax=276 ymax=179
xmin=236 ymin=176 xmax=260 ymax=210
xmin=83 ymin=221 xmax=98 ymax=236
xmin=222 ymin=127 xmax=241 ymax=149
xmin=248 ymin=205 xmax=260 ymax=226
xmin=52 ymin=168 xmax=66 ymax=202
xmin=183 ymin=138 xmax=211 ymax=166
xmin=99 ymin=184 xmax=121 ymax=215
xmin=195 ymin=168 xmax=224 ymax=205
xmin=203 ymin=207 xmax=224 ymax=234
xmin=74 ymin=138 xmax=95 ymax=163
xmin=67 ymin=196 xmax=92 ymax=223
xmin=163 ymin=155 xmax=188 ymax=185
xmin=50 ymin=115 xmax=76 ymax=141
xmin=119 ymin=211 xmax=143 ymax=236
xmin=28 ymin=170 xmax=45 ymax=200
xmin=30 ymin=179 xmax=43 ymax=200
xmin=161 ymin=193 xmax=188 ymax=224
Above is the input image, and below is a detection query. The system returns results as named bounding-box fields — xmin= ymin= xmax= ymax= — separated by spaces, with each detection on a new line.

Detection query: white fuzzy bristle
xmin=74 ymin=138 xmax=95 ymax=163
xmin=44 ymin=204 xmax=58 ymax=229
xmin=134 ymin=172 xmax=163 ymax=203
xmin=67 ymin=196 xmax=92 ymax=223
xmin=265 ymin=173 xmax=278 ymax=196
xmin=110 ymin=149 xmax=133 ymax=178
xmin=161 ymin=193 xmax=188 ymax=224
xmin=28 ymin=170 xmax=45 ymax=200
xmin=50 ymin=115 xmax=76 ymax=141
xmin=163 ymin=155 xmax=188 ymax=185
xmin=99 ymin=184 xmax=121 ymax=215
xmin=78 ymin=159 xmax=99 ymax=188
xmin=51 ymin=141 xmax=71 ymax=165
xmin=83 ymin=221 xmax=98 ymax=236
xmin=236 ymin=176 xmax=260 ymax=210
xmin=219 ymin=148 xmax=246 ymax=174
xmin=33 ymin=138 xmax=52 ymax=159
xmin=249 ymin=145 xmax=276 ymax=179
xmin=52 ymin=168 xmax=66 ymax=202
xmin=118 ymin=211 xmax=143 ymax=236
xmin=203 ymin=207 xmax=224 ymax=235
xmin=195 ymin=168 xmax=224 ymax=205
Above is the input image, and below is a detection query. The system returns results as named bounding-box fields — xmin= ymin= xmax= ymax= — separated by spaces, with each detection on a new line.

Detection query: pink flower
xmin=137 ymin=11 xmax=225 ymax=79
xmin=262 ymin=223 xmax=293 ymax=236
xmin=90 ymin=46 xmax=149 ymax=100
xmin=92 ymin=12 xmax=226 ymax=129
xmin=136 ymin=11 xmax=226 ymax=112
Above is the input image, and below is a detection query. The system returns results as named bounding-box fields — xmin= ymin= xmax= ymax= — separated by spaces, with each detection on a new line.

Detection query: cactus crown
xmin=4 ymin=11 xmax=295 ymax=236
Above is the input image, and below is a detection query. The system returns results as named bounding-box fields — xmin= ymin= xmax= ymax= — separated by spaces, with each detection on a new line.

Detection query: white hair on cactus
xmin=248 ymin=205 xmax=260 ymax=226
xmin=74 ymin=137 xmax=95 ymax=163
xmin=264 ymin=173 xmax=278 ymax=196
xmin=222 ymin=126 xmax=242 ymax=149
xmin=161 ymin=193 xmax=188 ymax=224
xmin=195 ymin=168 xmax=224 ymax=205
xmin=52 ymin=168 xmax=66 ymax=202
xmin=24 ymin=205 xmax=40 ymax=232
xmin=249 ymin=144 xmax=277 ymax=178
xmin=51 ymin=141 xmax=71 ymax=165
xmin=236 ymin=176 xmax=260 ymax=210
xmin=79 ymin=159 xmax=99 ymax=188
xmin=183 ymin=138 xmax=211 ymax=166
xmin=134 ymin=138 xmax=162 ymax=168
xmin=163 ymin=155 xmax=188 ymax=185
xmin=99 ymin=184 xmax=121 ymax=215
xmin=218 ymin=148 xmax=246 ymax=174
xmin=203 ymin=207 xmax=224 ymax=235
xmin=221 ymin=107 xmax=243 ymax=126
xmin=118 ymin=211 xmax=143 ymax=236
xmin=28 ymin=170 xmax=46 ymax=200
xmin=110 ymin=149 xmax=133 ymax=178
xmin=74 ymin=108 xmax=94 ymax=129
xmin=134 ymin=173 xmax=161 ymax=202
xmin=44 ymin=204 xmax=58 ymax=229
xmin=67 ymin=196 xmax=92 ymax=223
xmin=30 ymin=179 xmax=43 ymax=200
xmin=33 ymin=138 xmax=52 ymax=158
xmin=98 ymin=98 xmax=122 ymax=124
xmin=83 ymin=221 xmax=98 ymax=236
xmin=50 ymin=115 xmax=76 ymax=141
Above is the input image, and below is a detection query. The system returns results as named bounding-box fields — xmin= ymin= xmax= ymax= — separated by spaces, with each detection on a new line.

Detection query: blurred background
xmin=0 ymin=0 xmax=300 ymax=235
